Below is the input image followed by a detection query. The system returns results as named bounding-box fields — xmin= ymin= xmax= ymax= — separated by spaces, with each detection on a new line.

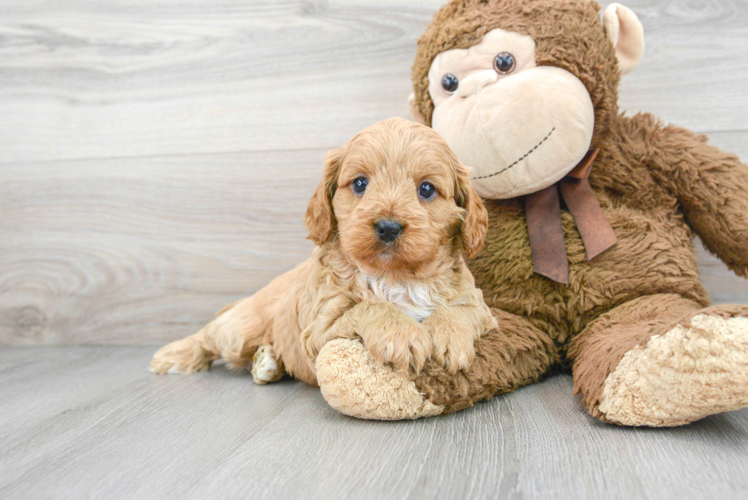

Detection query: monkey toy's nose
xmin=375 ymin=219 xmax=403 ymax=243
xmin=457 ymin=70 xmax=499 ymax=98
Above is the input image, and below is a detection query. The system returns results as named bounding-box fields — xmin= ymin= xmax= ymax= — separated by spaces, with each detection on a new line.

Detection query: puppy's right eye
xmin=352 ymin=177 xmax=368 ymax=195
xmin=418 ymin=181 xmax=436 ymax=200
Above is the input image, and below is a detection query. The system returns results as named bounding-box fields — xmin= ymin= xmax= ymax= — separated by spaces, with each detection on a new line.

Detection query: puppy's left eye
xmin=352 ymin=177 xmax=368 ymax=195
xmin=418 ymin=182 xmax=436 ymax=200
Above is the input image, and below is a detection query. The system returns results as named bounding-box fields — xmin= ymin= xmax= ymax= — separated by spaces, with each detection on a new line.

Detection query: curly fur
xmin=150 ymin=118 xmax=496 ymax=383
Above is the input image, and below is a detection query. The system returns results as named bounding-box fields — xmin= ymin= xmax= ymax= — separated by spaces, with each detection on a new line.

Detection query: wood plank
xmin=1 ymin=0 xmax=748 ymax=164
xmin=617 ymin=0 xmax=748 ymax=132
xmin=0 ymin=150 xmax=322 ymax=345
xmin=0 ymin=0 xmax=438 ymax=163
xmin=0 ymin=346 xmax=747 ymax=500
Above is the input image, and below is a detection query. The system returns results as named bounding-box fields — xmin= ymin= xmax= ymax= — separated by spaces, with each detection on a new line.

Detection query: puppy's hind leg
xmin=251 ymin=345 xmax=285 ymax=384
xmin=150 ymin=296 xmax=266 ymax=375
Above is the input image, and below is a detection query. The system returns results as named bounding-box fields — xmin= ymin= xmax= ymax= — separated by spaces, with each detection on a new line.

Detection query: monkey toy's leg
xmin=315 ymin=308 xmax=559 ymax=420
xmin=568 ymin=294 xmax=748 ymax=426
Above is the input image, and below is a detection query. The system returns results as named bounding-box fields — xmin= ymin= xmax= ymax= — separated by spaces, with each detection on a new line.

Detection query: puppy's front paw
xmin=150 ymin=338 xmax=212 ymax=374
xmin=425 ymin=317 xmax=477 ymax=375
xmin=360 ymin=319 xmax=432 ymax=373
xmin=300 ymin=328 xmax=320 ymax=361
xmin=300 ymin=326 xmax=333 ymax=362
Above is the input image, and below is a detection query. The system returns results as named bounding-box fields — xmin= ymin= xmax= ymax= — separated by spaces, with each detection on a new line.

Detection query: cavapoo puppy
xmin=150 ymin=117 xmax=496 ymax=385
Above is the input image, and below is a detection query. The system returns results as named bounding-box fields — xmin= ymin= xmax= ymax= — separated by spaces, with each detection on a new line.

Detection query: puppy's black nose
xmin=375 ymin=219 xmax=402 ymax=243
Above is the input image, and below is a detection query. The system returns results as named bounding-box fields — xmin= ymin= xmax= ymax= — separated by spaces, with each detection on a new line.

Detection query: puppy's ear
xmin=305 ymin=147 xmax=345 ymax=246
xmin=455 ymin=163 xmax=488 ymax=258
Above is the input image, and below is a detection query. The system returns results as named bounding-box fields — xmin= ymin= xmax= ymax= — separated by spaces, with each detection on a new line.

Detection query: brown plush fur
xmin=413 ymin=307 xmax=559 ymax=414
xmin=567 ymin=294 xmax=705 ymax=420
xmin=151 ymin=118 xmax=496 ymax=381
xmin=569 ymin=297 xmax=748 ymax=422
xmin=405 ymin=0 xmax=748 ymax=421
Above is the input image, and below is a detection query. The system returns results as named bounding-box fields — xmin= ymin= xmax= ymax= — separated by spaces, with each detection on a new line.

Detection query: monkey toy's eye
xmin=418 ymin=181 xmax=437 ymax=200
xmin=352 ymin=177 xmax=368 ymax=195
xmin=493 ymin=52 xmax=516 ymax=74
xmin=441 ymin=74 xmax=459 ymax=94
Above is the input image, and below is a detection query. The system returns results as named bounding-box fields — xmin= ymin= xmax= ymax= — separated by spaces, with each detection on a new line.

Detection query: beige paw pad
xmin=251 ymin=345 xmax=284 ymax=385
xmin=600 ymin=315 xmax=748 ymax=426
xmin=315 ymin=338 xmax=443 ymax=420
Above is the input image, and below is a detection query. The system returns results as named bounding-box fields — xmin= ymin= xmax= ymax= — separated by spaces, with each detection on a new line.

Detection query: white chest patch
xmin=363 ymin=275 xmax=440 ymax=322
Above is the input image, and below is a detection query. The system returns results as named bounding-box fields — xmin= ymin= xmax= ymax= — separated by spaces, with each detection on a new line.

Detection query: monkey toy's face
xmin=426 ymin=28 xmax=594 ymax=199
xmin=409 ymin=1 xmax=646 ymax=201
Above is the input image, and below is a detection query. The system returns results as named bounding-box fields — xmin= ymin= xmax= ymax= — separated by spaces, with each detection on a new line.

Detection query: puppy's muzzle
xmin=375 ymin=219 xmax=403 ymax=243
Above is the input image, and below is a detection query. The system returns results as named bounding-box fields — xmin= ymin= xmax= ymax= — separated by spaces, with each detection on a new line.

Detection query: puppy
xmin=150 ymin=118 xmax=497 ymax=385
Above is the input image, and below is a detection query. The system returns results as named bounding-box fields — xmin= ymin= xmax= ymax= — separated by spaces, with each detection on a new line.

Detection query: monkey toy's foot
xmin=315 ymin=339 xmax=443 ymax=420
xmin=599 ymin=312 xmax=748 ymax=427
xmin=251 ymin=345 xmax=285 ymax=385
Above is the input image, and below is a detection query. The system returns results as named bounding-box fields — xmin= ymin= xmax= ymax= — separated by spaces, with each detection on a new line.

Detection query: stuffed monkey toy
xmin=314 ymin=0 xmax=748 ymax=426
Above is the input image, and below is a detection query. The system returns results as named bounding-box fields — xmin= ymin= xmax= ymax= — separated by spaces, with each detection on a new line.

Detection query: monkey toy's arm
xmin=646 ymin=122 xmax=748 ymax=278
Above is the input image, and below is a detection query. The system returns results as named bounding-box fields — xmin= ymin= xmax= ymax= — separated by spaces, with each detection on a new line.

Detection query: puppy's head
xmin=305 ymin=117 xmax=487 ymax=274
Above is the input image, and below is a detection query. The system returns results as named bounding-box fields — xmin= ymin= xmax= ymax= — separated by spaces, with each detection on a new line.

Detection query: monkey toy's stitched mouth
xmin=471 ymin=127 xmax=556 ymax=180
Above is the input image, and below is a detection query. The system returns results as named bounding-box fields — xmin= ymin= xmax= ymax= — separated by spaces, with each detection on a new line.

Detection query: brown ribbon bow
xmin=525 ymin=149 xmax=617 ymax=284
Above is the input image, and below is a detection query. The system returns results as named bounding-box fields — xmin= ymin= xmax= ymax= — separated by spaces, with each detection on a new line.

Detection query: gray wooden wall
xmin=1 ymin=0 xmax=747 ymax=346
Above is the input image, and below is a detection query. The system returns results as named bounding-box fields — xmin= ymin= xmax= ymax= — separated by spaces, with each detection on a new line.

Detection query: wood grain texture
xmin=0 ymin=150 xmax=322 ymax=345
xmin=0 ymin=0 xmax=746 ymax=345
xmin=0 ymin=346 xmax=747 ymax=500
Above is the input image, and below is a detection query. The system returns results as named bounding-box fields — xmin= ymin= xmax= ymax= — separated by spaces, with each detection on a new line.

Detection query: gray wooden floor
xmin=1 ymin=346 xmax=747 ymax=500
xmin=1 ymin=0 xmax=748 ymax=499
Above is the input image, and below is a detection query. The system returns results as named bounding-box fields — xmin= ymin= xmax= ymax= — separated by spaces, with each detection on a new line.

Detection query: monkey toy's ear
xmin=305 ymin=147 xmax=345 ymax=246
xmin=407 ymin=93 xmax=427 ymax=125
xmin=603 ymin=3 xmax=645 ymax=75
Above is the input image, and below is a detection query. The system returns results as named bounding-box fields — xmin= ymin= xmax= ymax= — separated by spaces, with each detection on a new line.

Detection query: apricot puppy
xmin=150 ymin=118 xmax=496 ymax=385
